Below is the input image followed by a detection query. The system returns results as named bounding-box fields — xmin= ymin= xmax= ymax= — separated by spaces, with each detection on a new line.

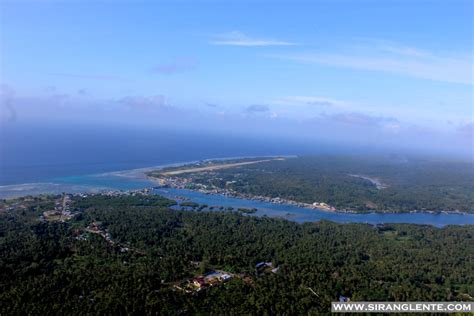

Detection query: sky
xmin=0 ymin=0 xmax=473 ymax=158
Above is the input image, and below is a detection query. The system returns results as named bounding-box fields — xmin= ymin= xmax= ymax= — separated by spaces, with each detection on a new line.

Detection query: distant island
xmin=147 ymin=155 xmax=474 ymax=214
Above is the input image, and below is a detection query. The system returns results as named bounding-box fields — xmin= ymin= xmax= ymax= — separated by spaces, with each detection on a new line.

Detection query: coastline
xmin=0 ymin=155 xmax=293 ymax=199
xmin=1 ymin=155 xmax=471 ymax=216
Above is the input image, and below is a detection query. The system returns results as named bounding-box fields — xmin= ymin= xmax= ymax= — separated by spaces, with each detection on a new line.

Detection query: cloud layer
xmin=274 ymin=96 xmax=347 ymax=108
xmin=2 ymin=84 xmax=471 ymax=159
xmin=211 ymin=31 xmax=295 ymax=47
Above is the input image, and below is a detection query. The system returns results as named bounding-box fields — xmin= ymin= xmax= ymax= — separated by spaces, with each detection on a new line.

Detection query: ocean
xmin=0 ymin=123 xmax=303 ymax=186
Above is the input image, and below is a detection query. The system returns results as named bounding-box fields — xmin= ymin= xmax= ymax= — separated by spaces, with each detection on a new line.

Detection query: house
xmin=193 ymin=277 xmax=206 ymax=288
xmin=256 ymin=262 xmax=273 ymax=269
xmin=220 ymin=274 xmax=232 ymax=281
xmin=256 ymin=262 xmax=266 ymax=269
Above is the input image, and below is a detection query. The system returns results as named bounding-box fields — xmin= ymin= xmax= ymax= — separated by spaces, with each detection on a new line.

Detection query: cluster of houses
xmin=194 ymin=271 xmax=232 ymax=288
xmin=84 ymin=221 xmax=114 ymax=245
xmin=40 ymin=191 xmax=157 ymax=223
xmin=155 ymin=176 xmax=193 ymax=190
xmin=95 ymin=188 xmax=153 ymax=197
xmin=174 ymin=270 xmax=234 ymax=293
xmin=311 ymin=202 xmax=337 ymax=212
xmin=41 ymin=194 xmax=74 ymax=222
xmin=39 ymin=191 xmax=157 ymax=223
xmin=69 ymin=188 xmax=154 ymax=201
xmin=0 ymin=199 xmax=28 ymax=212
xmin=153 ymin=174 xmax=342 ymax=213
xmin=80 ymin=221 xmax=146 ymax=255
xmin=174 ymin=261 xmax=281 ymax=294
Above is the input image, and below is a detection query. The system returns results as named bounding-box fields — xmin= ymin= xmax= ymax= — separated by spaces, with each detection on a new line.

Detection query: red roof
xmin=194 ymin=277 xmax=205 ymax=285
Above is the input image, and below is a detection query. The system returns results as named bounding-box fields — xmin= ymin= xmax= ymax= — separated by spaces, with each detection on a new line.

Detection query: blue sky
xmin=0 ymin=0 xmax=473 ymax=157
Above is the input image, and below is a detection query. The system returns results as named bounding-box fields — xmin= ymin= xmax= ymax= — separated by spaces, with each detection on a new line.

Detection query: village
xmin=75 ymin=219 xmax=148 ymax=256
xmin=39 ymin=188 xmax=157 ymax=222
xmin=41 ymin=194 xmax=74 ymax=222
xmin=152 ymin=174 xmax=339 ymax=212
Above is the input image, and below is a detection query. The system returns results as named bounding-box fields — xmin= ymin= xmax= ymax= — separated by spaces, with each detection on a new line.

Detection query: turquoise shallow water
xmin=1 ymin=167 xmax=473 ymax=227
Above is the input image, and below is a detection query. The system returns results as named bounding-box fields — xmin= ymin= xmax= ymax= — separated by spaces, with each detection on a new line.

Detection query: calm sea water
xmin=1 ymin=124 xmax=304 ymax=185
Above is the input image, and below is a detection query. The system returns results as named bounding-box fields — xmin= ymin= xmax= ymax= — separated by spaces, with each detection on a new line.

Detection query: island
xmin=147 ymin=155 xmax=474 ymax=214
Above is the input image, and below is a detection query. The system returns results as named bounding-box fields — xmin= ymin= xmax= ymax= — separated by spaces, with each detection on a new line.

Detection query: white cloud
xmin=383 ymin=122 xmax=401 ymax=134
xmin=245 ymin=104 xmax=270 ymax=113
xmin=273 ymin=96 xmax=347 ymax=108
xmin=211 ymin=31 xmax=295 ymax=47
xmin=268 ymin=41 xmax=473 ymax=85
xmin=118 ymin=95 xmax=169 ymax=110
xmin=354 ymin=38 xmax=432 ymax=58
xmin=380 ymin=45 xmax=430 ymax=58
xmin=320 ymin=112 xmax=398 ymax=126
xmin=316 ymin=112 xmax=402 ymax=134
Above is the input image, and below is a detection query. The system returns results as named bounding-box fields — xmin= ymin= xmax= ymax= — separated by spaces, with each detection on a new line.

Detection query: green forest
xmin=1 ymin=194 xmax=473 ymax=314
xmin=179 ymin=156 xmax=474 ymax=213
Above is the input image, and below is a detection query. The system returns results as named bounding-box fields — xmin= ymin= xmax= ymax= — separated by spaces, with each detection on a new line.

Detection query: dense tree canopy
xmin=1 ymin=194 xmax=473 ymax=314
xmin=179 ymin=156 xmax=474 ymax=213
